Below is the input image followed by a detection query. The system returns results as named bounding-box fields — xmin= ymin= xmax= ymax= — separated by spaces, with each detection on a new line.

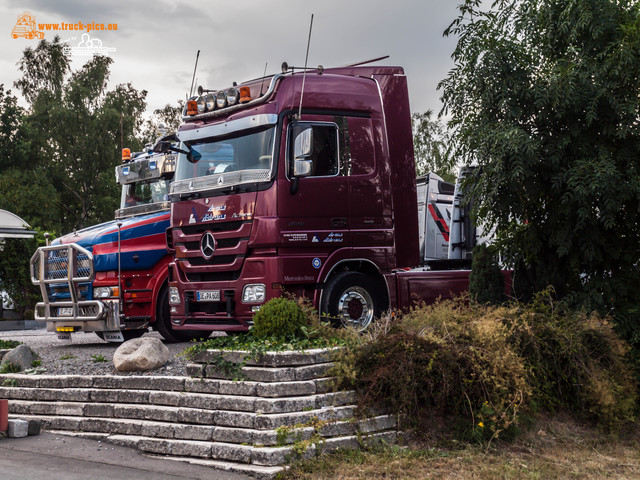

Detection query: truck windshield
xmin=172 ymin=126 xmax=275 ymax=194
xmin=120 ymin=178 xmax=170 ymax=209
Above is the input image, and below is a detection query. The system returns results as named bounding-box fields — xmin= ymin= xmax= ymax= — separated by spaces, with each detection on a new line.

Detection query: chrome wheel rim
xmin=337 ymin=286 xmax=374 ymax=330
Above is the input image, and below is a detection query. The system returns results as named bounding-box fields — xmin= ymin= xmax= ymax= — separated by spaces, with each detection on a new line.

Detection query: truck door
xmin=277 ymin=115 xmax=350 ymax=277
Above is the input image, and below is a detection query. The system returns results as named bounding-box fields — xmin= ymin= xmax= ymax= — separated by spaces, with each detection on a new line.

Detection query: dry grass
xmin=280 ymin=415 xmax=640 ymax=479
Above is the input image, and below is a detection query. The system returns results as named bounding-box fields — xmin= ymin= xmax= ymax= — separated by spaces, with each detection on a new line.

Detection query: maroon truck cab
xmin=165 ymin=65 xmax=473 ymax=333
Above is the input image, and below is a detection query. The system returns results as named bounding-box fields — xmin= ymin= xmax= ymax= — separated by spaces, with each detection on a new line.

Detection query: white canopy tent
xmin=0 ymin=209 xmax=35 ymax=239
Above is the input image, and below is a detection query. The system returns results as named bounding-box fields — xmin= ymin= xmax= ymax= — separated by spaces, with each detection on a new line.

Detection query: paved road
xmin=0 ymin=432 xmax=251 ymax=480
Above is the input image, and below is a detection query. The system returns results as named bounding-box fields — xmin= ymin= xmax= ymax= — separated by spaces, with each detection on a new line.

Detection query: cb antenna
xmin=189 ymin=50 xmax=200 ymax=98
xmin=297 ymin=14 xmax=314 ymax=119
xmin=259 ymin=62 xmax=268 ymax=96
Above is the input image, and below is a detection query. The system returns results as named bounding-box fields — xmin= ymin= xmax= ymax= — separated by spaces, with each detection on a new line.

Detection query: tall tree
xmin=0 ymin=84 xmax=62 ymax=232
xmin=14 ymin=39 xmax=147 ymax=231
xmin=139 ymin=100 xmax=184 ymax=146
xmin=14 ymin=36 xmax=70 ymax=104
xmin=412 ymin=110 xmax=456 ymax=182
xmin=439 ymin=0 xmax=640 ymax=340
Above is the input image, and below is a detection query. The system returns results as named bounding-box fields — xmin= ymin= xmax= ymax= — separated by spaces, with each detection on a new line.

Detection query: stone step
xmin=42 ymin=428 xmax=396 ymax=467
xmin=134 ymin=430 xmax=397 ymax=466
xmin=0 ymin=386 xmax=355 ymax=414
xmin=43 ymin=430 xmax=285 ymax=480
xmin=187 ymin=362 xmax=334 ymax=383
xmin=11 ymin=413 xmax=395 ymax=446
xmin=1 ymin=374 xmax=334 ymax=398
xmin=152 ymin=455 xmax=285 ymax=480
xmin=8 ymin=399 xmax=358 ymax=429
xmin=191 ymin=348 xmax=342 ymax=367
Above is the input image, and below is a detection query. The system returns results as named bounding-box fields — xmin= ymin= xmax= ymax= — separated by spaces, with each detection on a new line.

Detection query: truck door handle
xmin=331 ymin=217 xmax=348 ymax=228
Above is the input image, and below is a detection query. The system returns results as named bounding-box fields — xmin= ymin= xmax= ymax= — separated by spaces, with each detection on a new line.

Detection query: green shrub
xmin=469 ymin=243 xmax=505 ymax=304
xmin=334 ymin=293 xmax=637 ymax=444
xmin=252 ymin=296 xmax=307 ymax=339
xmin=505 ymin=290 xmax=637 ymax=431
xmin=341 ymin=299 xmax=529 ymax=444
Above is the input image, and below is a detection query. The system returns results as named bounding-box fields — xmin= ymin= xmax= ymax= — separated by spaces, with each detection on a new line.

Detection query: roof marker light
xmin=186 ymin=100 xmax=198 ymax=115
xmin=239 ymin=86 xmax=251 ymax=103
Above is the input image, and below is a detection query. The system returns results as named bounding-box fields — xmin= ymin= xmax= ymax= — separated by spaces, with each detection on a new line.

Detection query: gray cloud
xmin=2 ymin=0 xmax=462 ymax=115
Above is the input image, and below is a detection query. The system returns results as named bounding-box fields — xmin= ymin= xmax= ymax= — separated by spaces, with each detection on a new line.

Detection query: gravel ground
xmin=0 ymin=328 xmax=220 ymax=376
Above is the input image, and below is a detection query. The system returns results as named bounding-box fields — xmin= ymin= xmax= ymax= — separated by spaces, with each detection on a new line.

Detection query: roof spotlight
xmin=216 ymin=90 xmax=227 ymax=109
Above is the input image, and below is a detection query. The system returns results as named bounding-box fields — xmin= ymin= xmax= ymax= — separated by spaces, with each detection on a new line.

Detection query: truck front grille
xmin=174 ymin=220 xmax=252 ymax=281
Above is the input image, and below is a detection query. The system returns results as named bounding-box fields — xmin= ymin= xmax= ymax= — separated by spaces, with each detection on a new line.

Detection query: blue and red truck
xmin=30 ymin=148 xmax=207 ymax=342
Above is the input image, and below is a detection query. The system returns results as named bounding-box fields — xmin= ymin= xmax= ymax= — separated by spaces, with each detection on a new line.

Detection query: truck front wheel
xmin=321 ymin=272 xmax=381 ymax=330
xmin=155 ymin=286 xmax=210 ymax=343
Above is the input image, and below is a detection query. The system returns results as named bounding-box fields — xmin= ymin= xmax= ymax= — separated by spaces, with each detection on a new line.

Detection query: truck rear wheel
xmin=321 ymin=272 xmax=381 ymax=330
xmin=155 ymin=286 xmax=210 ymax=343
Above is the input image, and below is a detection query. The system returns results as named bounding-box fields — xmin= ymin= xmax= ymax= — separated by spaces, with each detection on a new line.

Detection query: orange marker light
xmin=239 ymin=86 xmax=252 ymax=104
xmin=186 ymin=100 xmax=198 ymax=115
xmin=122 ymin=148 xmax=131 ymax=162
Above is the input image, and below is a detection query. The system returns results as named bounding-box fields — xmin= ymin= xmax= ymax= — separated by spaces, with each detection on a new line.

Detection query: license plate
xmin=57 ymin=332 xmax=72 ymax=342
xmin=102 ymin=331 xmax=125 ymax=342
xmin=196 ymin=290 xmax=220 ymax=302
xmin=57 ymin=307 xmax=73 ymax=317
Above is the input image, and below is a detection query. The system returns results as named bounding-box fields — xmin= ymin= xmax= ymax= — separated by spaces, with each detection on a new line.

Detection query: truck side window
xmin=289 ymin=123 xmax=339 ymax=178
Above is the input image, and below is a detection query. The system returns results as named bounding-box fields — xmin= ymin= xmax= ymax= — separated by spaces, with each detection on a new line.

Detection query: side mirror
xmin=293 ymin=158 xmax=312 ymax=177
xmin=152 ymin=141 xmax=171 ymax=154
xmin=294 ymin=127 xmax=313 ymax=159
xmin=292 ymin=127 xmax=313 ymax=178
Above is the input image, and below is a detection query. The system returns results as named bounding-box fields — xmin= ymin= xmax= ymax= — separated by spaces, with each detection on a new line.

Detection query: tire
xmin=154 ymin=285 xmax=210 ymax=343
xmin=320 ymin=272 xmax=382 ymax=330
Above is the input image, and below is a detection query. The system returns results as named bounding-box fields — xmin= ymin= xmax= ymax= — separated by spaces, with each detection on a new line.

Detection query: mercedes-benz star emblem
xmin=200 ymin=232 xmax=216 ymax=259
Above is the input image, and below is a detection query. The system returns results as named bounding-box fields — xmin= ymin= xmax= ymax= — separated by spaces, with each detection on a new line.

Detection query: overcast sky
xmin=0 ymin=0 xmax=461 ymax=117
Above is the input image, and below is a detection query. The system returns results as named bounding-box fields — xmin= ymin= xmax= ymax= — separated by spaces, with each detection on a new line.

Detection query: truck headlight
xmin=94 ymin=286 xmax=119 ymax=299
xmin=169 ymin=287 xmax=181 ymax=305
xmin=242 ymin=284 xmax=266 ymax=303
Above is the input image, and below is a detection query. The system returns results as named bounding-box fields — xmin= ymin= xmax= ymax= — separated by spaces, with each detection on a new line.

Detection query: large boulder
xmin=1 ymin=344 xmax=35 ymax=372
xmin=113 ymin=337 xmax=170 ymax=372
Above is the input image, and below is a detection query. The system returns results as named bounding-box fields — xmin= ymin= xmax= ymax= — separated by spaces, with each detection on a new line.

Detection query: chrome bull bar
xmin=29 ymin=244 xmax=120 ymax=330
